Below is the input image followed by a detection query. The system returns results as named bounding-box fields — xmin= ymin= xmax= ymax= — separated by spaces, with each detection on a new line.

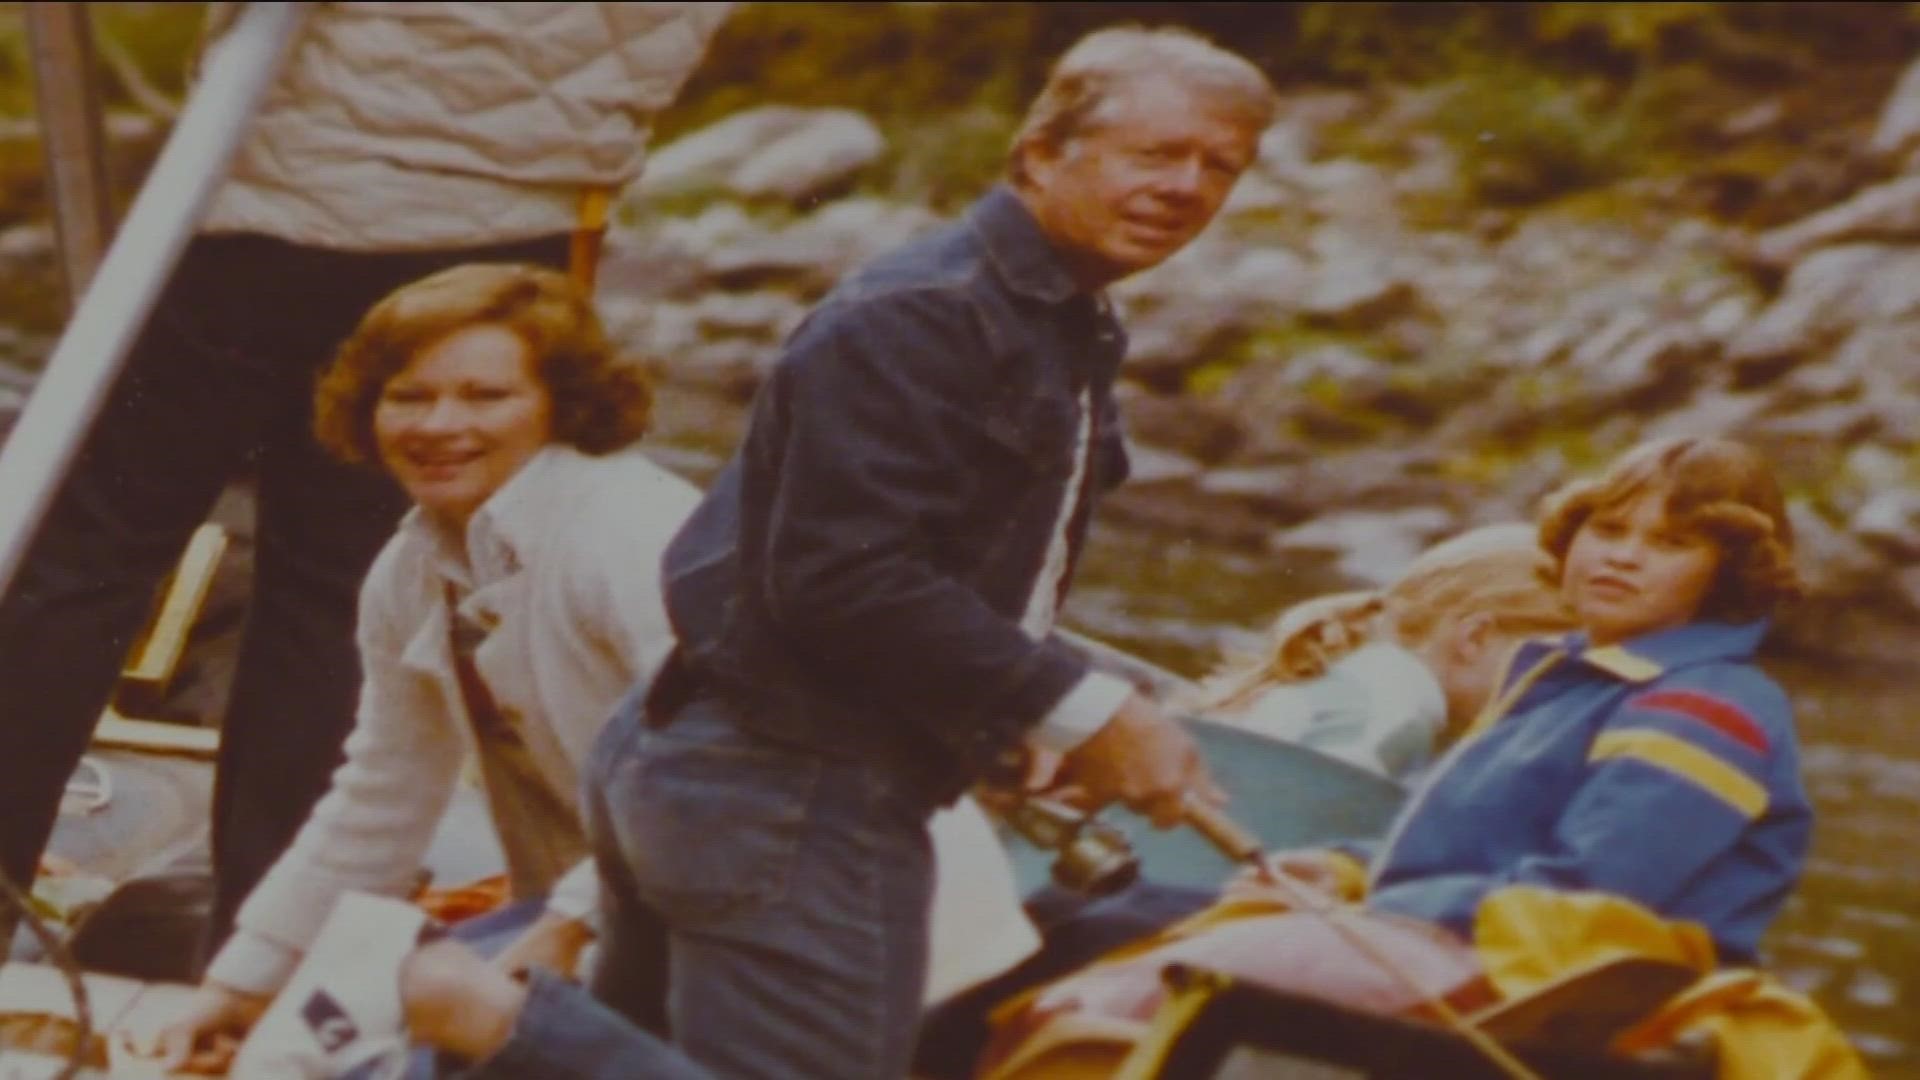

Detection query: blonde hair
xmin=1009 ymin=25 xmax=1278 ymax=185
xmin=314 ymin=263 xmax=651 ymax=465
xmin=1538 ymin=436 xmax=1801 ymax=623
xmin=1192 ymin=525 xmax=1577 ymax=713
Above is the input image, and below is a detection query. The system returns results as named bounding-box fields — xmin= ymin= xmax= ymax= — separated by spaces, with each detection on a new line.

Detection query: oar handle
xmin=1181 ymin=794 xmax=1265 ymax=866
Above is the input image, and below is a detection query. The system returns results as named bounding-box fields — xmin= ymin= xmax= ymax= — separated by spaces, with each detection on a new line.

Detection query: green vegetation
xmin=0 ymin=3 xmax=203 ymax=119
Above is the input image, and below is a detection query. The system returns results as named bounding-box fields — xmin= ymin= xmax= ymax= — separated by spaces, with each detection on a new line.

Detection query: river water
xmin=1063 ymin=524 xmax=1920 ymax=1078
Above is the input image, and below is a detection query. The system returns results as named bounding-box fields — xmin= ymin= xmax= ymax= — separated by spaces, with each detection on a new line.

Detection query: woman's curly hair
xmin=313 ymin=263 xmax=651 ymax=465
xmin=1538 ymin=436 xmax=1802 ymax=624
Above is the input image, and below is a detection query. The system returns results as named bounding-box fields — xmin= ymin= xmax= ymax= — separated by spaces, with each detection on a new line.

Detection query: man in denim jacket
xmin=587 ymin=27 xmax=1278 ymax=1079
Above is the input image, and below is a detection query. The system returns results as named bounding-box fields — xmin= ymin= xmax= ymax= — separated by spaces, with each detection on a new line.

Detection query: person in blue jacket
xmin=974 ymin=434 xmax=1813 ymax=1047
xmin=1363 ymin=434 xmax=1811 ymax=967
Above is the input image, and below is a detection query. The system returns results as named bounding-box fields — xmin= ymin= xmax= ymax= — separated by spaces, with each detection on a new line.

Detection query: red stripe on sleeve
xmin=1628 ymin=689 xmax=1770 ymax=755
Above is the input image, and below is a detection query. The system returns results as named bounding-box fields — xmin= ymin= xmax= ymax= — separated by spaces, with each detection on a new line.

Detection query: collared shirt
xmin=1020 ymin=386 xmax=1135 ymax=752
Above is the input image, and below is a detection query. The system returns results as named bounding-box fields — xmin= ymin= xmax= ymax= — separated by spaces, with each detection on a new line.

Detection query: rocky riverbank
xmin=563 ymin=68 xmax=1920 ymax=664
xmin=4 ymin=10 xmax=1920 ymax=666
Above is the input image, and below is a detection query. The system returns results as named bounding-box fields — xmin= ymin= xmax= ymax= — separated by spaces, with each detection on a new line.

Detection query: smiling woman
xmin=131 ymin=263 xmax=708 ymax=1073
xmin=371 ymin=324 xmax=557 ymax=530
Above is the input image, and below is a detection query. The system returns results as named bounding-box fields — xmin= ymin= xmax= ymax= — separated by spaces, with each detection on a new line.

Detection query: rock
xmin=1850 ymin=489 xmax=1920 ymax=561
xmin=728 ymin=110 xmax=887 ymax=204
xmin=685 ymin=291 xmax=809 ymax=342
xmin=1891 ymin=566 xmax=1920 ymax=619
xmin=700 ymin=198 xmax=941 ymax=296
xmin=1120 ymin=441 xmax=1204 ymax=484
xmin=1117 ymin=388 xmax=1245 ymax=465
xmin=640 ymin=107 xmax=820 ymax=197
xmin=1727 ymin=245 xmax=1920 ymax=369
xmin=1639 ymin=391 xmax=1773 ymax=444
xmin=1301 ymin=254 xmax=1418 ymax=326
xmin=1869 ymin=54 xmax=1920 ymax=162
xmin=1578 ymin=321 xmax=1716 ymax=414
xmin=1297 ymin=159 xmax=1401 ymax=223
xmin=1697 ymin=293 xmax=1757 ymax=341
xmin=638 ymin=107 xmax=887 ymax=205
xmin=1206 ymin=343 xmax=1398 ymax=461
xmin=658 ymin=336 xmax=775 ymax=402
xmin=1720 ymin=97 xmax=1786 ymax=141
xmin=607 ymin=203 xmax=762 ymax=298
xmin=1269 ymin=505 xmax=1459 ymax=586
xmin=1119 ymin=302 xmax=1250 ymax=388
xmin=1844 ymin=443 xmax=1911 ymax=494
xmin=0 ymin=223 xmax=53 ymax=261
xmin=1750 ymin=401 xmax=1882 ymax=447
xmin=1197 ymin=449 xmax=1457 ymax=521
xmin=1788 ymin=500 xmax=1887 ymax=600
xmin=1117 ymin=244 xmax=1306 ymax=384
xmin=1219 ymin=171 xmax=1293 ymax=217
xmin=1750 ymin=176 xmax=1920 ymax=269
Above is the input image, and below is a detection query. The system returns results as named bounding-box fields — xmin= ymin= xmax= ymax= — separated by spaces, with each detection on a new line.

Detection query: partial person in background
xmin=0 ymin=1 xmax=731 ymax=956
xmin=1187 ymin=523 xmax=1580 ymax=784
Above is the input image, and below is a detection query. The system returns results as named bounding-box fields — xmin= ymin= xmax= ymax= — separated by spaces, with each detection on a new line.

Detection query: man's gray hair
xmin=1010 ymin=26 xmax=1278 ymax=183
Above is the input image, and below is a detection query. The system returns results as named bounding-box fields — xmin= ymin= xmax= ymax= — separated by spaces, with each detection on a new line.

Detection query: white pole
xmin=0 ymin=2 xmax=309 ymax=596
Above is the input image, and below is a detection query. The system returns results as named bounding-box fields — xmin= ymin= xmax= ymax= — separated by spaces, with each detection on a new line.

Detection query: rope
xmin=0 ymin=865 xmax=92 ymax=1080
xmin=1173 ymin=791 xmax=1542 ymax=1079
xmin=1241 ymin=857 xmax=1544 ymax=1080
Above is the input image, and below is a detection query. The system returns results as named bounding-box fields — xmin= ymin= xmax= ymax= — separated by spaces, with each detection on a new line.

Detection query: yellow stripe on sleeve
xmin=1590 ymin=729 xmax=1768 ymax=819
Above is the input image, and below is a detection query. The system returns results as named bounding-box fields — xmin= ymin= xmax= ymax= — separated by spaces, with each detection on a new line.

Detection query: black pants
xmin=0 ymin=230 xmax=569 ymax=958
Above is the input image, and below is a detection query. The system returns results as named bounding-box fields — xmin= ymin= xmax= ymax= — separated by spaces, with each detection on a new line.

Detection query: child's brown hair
xmin=1538 ymin=436 xmax=1802 ymax=624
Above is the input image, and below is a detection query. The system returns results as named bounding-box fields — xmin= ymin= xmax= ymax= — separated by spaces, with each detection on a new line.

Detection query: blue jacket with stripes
xmin=1364 ymin=620 xmax=1812 ymax=964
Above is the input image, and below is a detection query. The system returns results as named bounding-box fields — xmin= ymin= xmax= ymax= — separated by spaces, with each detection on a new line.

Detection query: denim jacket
xmin=660 ymin=186 xmax=1130 ymax=807
xmin=1365 ymin=620 xmax=1812 ymax=964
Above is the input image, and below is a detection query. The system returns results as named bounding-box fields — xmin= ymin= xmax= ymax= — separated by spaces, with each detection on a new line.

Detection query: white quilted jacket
xmin=200 ymin=2 xmax=732 ymax=251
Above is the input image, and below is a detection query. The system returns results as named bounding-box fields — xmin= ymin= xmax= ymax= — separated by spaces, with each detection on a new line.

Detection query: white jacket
xmin=208 ymin=445 xmax=1038 ymax=1001
xmin=208 ymin=445 xmax=698 ymax=994
xmin=201 ymin=2 xmax=733 ymax=251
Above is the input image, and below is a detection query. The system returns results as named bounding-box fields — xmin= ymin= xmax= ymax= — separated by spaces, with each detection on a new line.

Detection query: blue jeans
xmin=458 ymin=971 xmax=708 ymax=1080
xmin=584 ymin=691 xmax=935 ymax=1079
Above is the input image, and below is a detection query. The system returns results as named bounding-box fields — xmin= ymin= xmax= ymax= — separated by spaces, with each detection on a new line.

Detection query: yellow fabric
xmin=1589 ymin=729 xmax=1769 ymax=818
xmin=1325 ymin=851 xmax=1370 ymax=902
xmin=1475 ymin=886 xmax=1717 ymax=1000
xmin=1616 ymin=971 xmax=1871 ymax=1080
xmin=1112 ymin=973 xmax=1231 ymax=1080
xmin=1474 ymin=887 xmax=1868 ymax=1080
xmin=1580 ymin=645 xmax=1665 ymax=683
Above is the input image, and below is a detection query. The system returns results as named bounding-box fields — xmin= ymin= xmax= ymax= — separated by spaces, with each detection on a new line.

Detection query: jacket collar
xmin=969 ymin=184 xmax=1083 ymax=306
xmin=1562 ymin=620 xmax=1772 ymax=685
xmin=398 ymin=444 xmax=576 ymax=591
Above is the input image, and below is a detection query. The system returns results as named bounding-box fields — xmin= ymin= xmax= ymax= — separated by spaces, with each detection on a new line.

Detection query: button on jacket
xmin=662 ymin=185 xmax=1132 ymax=806
xmin=1366 ymin=620 xmax=1813 ymax=964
